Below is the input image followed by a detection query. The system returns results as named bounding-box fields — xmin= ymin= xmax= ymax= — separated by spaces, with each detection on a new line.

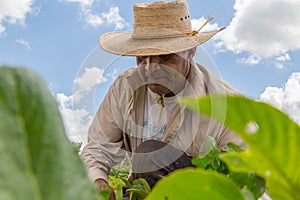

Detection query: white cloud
xmin=260 ymin=87 xmax=284 ymax=108
xmin=105 ymin=68 xmax=119 ymax=80
xmin=74 ymin=67 xmax=106 ymax=92
xmin=217 ymin=0 xmax=300 ymax=66
xmin=73 ymin=66 xmax=107 ymax=102
xmin=62 ymin=0 xmax=128 ymax=30
xmin=237 ymin=55 xmax=261 ymax=65
xmin=85 ymin=9 xmax=103 ymax=27
xmin=274 ymin=53 xmax=291 ymax=69
xmin=0 ymin=0 xmax=36 ymax=36
xmin=0 ymin=24 xmax=5 ymax=37
xmin=62 ymin=0 xmax=94 ymax=8
xmin=260 ymin=72 xmax=300 ymax=125
xmin=55 ymin=66 xmax=108 ymax=144
xmin=101 ymin=7 xmax=128 ymax=30
xmin=56 ymin=93 xmax=93 ymax=144
xmin=16 ymin=38 xmax=31 ymax=50
xmin=191 ymin=17 xmax=220 ymax=32
xmin=276 ymin=53 xmax=291 ymax=63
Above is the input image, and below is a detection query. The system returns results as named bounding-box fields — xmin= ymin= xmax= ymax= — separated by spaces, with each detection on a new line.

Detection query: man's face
xmin=136 ymin=48 xmax=195 ymax=96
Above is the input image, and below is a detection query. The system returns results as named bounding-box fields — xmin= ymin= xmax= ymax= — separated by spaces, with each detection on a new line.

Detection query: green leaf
xmin=146 ymin=168 xmax=250 ymax=200
xmin=180 ymin=95 xmax=300 ymax=200
xmin=192 ymin=156 xmax=213 ymax=169
xmin=115 ymin=183 xmax=123 ymax=200
xmin=126 ymin=178 xmax=151 ymax=200
xmin=99 ymin=189 xmax=110 ymax=200
xmin=0 ymin=67 xmax=100 ymax=200
xmin=205 ymin=136 xmax=218 ymax=153
xmin=221 ymin=142 xmax=243 ymax=153
xmin=132 ymin=178 xmax=151 ymax=195
xmin=230 ymin=172 xmax=265 ymax=199
xmin=193 ymin=140 xmax=265 ymax=198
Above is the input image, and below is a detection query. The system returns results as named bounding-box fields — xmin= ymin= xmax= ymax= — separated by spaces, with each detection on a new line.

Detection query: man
xmin=81 ymin=0 xmax=243 ymax=198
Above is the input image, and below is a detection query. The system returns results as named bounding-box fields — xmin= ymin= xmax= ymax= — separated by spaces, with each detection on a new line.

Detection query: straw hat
xmin=99 ymin=0 xmax=224 ymax=56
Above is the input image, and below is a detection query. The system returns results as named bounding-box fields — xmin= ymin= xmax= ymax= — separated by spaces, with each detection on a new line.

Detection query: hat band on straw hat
xmin=132 ymin=27 xmax=188 ymax=39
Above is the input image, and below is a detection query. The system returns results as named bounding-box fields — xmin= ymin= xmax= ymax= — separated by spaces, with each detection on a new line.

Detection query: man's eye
xmin=160 ymin=54 xmax=172 ymax=60
xmin=137 ymin=56 xmax=147 ymax=62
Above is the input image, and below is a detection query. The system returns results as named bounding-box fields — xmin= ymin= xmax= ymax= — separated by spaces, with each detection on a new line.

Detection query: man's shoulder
xmin=115 ymin=67 xmax=136 ymax=80
xmin=110 ymin=67 xmax=139 ymax=93
xmin=192 ymin=62 xmax=242 ymax=95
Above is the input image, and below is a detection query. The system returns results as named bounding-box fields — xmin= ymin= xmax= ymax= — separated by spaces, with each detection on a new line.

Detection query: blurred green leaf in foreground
xmin=180 ymin=95 xmax=300 ymax=200
xmin=0 ymin=66 xmax=101 ymax=200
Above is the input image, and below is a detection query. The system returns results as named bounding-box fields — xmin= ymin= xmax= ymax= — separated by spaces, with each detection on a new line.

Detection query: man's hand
xmin=95 ymin=179 xmax=116 ymax=200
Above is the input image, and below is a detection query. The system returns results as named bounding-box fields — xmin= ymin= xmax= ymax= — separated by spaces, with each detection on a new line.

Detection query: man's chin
xmin=148 ymin=84 xmax=171 ymax=95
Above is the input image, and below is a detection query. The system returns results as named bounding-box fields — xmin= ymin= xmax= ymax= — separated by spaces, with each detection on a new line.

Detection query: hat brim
xmin=98 ymin=30 xmax=222 ymax=56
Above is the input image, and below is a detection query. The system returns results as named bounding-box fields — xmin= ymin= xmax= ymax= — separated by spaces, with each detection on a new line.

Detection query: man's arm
xmin=81 ymin=82 xmax=126 ymax=183
xmin=95 ymin=179 xmax=116 ymax=200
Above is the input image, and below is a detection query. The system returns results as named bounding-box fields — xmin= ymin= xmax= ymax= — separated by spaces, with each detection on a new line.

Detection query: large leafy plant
xmin=192 ymin=138 xmax=265 ymax=199
xmin=0 ymin=66 xmax=101 ymax=200
xmin=2 ymin=66 xmax=299 ymax=200
xmin=146 ymin=95 xmax=300 ymax=200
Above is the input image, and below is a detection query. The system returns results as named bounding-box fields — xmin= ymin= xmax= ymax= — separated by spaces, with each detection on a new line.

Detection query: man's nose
xmin=146 ymin=56 xmax=161 ymax=72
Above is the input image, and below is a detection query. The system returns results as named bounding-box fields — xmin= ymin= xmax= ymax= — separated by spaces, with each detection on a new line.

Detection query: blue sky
xmin=1 ymin=0 xmax=300 ymax=143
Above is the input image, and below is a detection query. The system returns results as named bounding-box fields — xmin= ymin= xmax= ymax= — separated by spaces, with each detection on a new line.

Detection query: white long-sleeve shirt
xmin=81 ymin=61 xmax=244 ymax=182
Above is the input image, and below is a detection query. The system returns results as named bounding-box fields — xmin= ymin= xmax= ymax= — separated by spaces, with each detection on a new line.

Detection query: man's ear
xmin=188 ymin=47 xmax=197 ymax=59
